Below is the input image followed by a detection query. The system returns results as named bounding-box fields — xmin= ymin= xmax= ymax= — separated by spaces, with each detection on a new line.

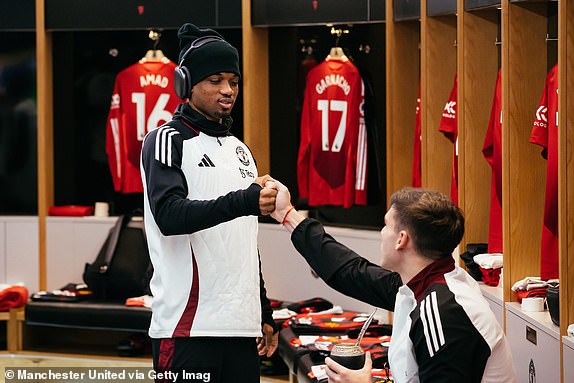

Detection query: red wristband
xmin=281 ymin=206 xmax=295 ymax=225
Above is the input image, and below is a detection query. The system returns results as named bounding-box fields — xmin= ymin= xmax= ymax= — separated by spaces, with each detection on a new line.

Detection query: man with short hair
xmin=270 ymin=184 xmax=517 ymax=383
xmin=140 ymin=23 xmax=278 ymax=382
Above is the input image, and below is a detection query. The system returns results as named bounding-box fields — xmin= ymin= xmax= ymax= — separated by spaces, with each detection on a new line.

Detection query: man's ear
xmin=395 ymin=230 xmax=409 ymax=250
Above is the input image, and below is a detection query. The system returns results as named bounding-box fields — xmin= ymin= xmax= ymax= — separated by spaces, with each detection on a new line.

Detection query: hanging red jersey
xmin=106 ymin=59 xmax=179 ymax=193
xmin=298 ymin=57 xmax=367 ymax=208
xmin=439 ymin=74 xmax=458 ymax=206
xmin=412 ymin=85 xmax=422 ymax=187
xmin=482 ymin=69 xmax=503 ymax=253
xmin=530 ymin=64 xmax=558 ymax=280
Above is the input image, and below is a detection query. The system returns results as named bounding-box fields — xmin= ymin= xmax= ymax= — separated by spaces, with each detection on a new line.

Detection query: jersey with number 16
xmin=106 ymin=60 xmax=179 ymax=193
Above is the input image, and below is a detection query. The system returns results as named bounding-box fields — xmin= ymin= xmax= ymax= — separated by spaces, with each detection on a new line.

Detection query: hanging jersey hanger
xmin=327 ymin=47 xmax=348 ymax=61
xmin=140 ymin=49 xmax=169 ymax=63
xmin=326 ymin=27 xmax=349 ymax=61
xmin=140 ymin=30 xmax=170 ymax=63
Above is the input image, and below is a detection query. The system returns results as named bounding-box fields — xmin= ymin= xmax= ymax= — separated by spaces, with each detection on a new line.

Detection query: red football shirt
xmin=438 ymin=74 xmax=458 ymax=206
xmin=530 ymin=64 xmax=558 ymax=280
xmin=412 ymin=85 xmax=422 ymax=187
xmin=482 ymin=69 xmax=503 ymax=253
xmin=298 ymin=57 xmax=367 ymax=208
xmin=106 ymin=59 xmax=179 ymax=193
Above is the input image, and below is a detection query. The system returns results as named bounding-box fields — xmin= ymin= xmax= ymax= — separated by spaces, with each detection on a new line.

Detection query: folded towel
xmin=473 ymin=253 xmax=503 ymax=269
xmin=0 ymin=285 xmax=28 ymax=311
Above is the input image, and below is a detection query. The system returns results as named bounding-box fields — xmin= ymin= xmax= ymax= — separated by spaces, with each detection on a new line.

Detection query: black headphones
xmin=173 ymin=35 xmax=225 ymax=100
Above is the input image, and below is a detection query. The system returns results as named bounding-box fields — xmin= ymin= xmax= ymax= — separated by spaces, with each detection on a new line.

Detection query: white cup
xmin=94 ymin=202 xmax=109 ymax=217
xmin=521 ymin=297 xmax=545 ymax=312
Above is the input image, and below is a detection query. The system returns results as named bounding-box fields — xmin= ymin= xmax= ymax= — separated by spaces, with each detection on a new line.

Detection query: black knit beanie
xmin=177 ymin=23 xmax=241 ymax=87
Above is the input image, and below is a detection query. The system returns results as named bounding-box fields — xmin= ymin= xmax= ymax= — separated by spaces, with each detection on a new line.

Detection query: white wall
xmin=258 ymin=222 xmax=389 ymax=321
xmin=46 ymin=216 xmax=117 ymax=290
xmin=0 ymin=215 xmax=116 ymax=293
xmin=0 ymin=216 xmax=39 ymax=293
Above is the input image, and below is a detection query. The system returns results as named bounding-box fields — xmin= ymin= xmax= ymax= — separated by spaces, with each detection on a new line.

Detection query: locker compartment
xmin=480 ymin=284 xmax=504 ymax=327
xmin=563 ymin=336 xmax=574 ymax=383
xmin=505 ymin=303 xmax=560 ymax=383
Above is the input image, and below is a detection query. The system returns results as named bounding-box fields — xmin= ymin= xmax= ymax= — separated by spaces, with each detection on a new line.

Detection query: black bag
xmin=460 ymin=243 xmax=488 ymax=281
xmin=546 ymin=284 xmax=559 ymax=326
xmin=83 ymin=214 xmax=152 ymax=301
xmin=286 ymin=297 xmax=333 ymax=313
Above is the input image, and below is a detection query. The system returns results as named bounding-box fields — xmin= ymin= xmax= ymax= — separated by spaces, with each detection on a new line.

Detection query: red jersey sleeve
xmin=439 ymin=74 xmax=459 ymax=205
xmin=530 ymin=73 xmax=550 ymax=160
xmin=297 ymin=74 xmax=313 ymax=200
xmin=352 ymin=79 xmax=367 ymax=206
xmin=482 ymin=69 xmax=503 ymax=253
xmin=412 ymin=85 xmax=422 ymax=188
xmin=530 ymin=64 xmax=559 ymax=280
xmin=439 ymin=74 xmax=458 ymax=142
xmin=106 ymin=80 xmax=122 ymax=192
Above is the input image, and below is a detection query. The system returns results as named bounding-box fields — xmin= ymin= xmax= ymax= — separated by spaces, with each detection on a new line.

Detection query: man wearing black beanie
xmin=140 ymin=23 xmax=278 ymax=382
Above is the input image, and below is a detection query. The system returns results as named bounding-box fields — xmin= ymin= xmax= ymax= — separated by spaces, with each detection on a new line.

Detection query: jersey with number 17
xmin=298 ymin=58 xmax=367 ymax=208
xmin=106 ymin=60 xmax=179 ymax=193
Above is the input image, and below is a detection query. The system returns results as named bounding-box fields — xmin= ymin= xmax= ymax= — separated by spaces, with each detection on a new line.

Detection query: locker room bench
xmin=22 ymin=300 xmax=151 ymax=357
xmin=0 ymin=307 xmax=25 ymax=352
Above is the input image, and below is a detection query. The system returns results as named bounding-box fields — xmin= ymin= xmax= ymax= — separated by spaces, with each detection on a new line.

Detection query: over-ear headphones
xmin=173 ymin=35 xmax=225 ymax=100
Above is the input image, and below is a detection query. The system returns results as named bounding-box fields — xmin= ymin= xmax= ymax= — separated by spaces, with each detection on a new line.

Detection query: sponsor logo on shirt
xmin=239 ymin=168 xmax=255 ymax=179
xmin=534 ymin=106 xmax=548 ymax=129
xmin=442 ymin=101 xmax=456 ymax=119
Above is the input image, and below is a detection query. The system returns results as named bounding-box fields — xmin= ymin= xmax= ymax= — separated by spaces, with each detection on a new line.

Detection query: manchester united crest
xmin=236 ymin=146 xmax=250 ymax=166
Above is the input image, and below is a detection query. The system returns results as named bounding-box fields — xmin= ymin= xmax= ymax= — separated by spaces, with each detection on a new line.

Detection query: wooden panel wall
xmin=559 ymin=0 xmax=574 ymax=339
xmin=385 ymin=1 xmax=420 ymax=200
xmin=35 ymin=0 xmax=53 ymax=291
xmin=420 ymin=4 xmax=457 ymax=196
xmin=241 ymin=0 xmax=270 ymax=174
xmin=502 ymin=1 xmax=548 ymax=302
xmin=457 ymin=3 xmax=498 ymax=251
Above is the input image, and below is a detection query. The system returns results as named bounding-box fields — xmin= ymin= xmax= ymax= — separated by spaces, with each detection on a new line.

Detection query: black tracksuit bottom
xmin=152 ymin=337 xmax=259 ymax=383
